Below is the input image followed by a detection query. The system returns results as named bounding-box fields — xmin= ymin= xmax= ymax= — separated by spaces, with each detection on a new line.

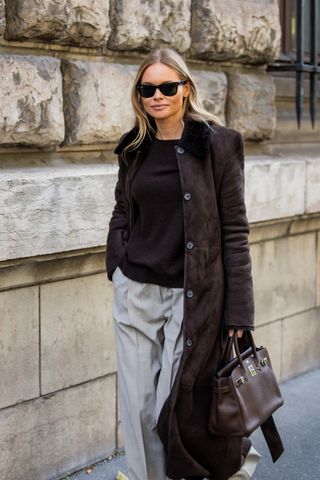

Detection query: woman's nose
xmin=153 ymin=87 xmax=163 ymax=99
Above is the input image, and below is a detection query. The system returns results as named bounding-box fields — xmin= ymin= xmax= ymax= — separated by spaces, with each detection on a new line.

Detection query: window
xmin=270 ymin=1 xmax=319 ymax=127
xmin=279 ymin=0 xmax=320 ymax=60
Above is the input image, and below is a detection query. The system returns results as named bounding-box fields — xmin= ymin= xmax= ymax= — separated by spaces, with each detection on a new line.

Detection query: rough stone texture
xmin=0 ymin=0 xmax=5 ymax=36
xmin=0 ymin=287 xmax=39 ymax=409
xmin=5 ymin=0 xmax=110 ymax=47
xmin=191 ymin=0 xmax=281 ymax=63
xmin=245 ymin=158 xmax=305 ymax=223
xmin=227 ymin=72 xmax=276 ymax=140
xmin=62 ymin=60 xmax=137 ymax=144
xmin=0 ymin=54 xmax=64 ymax=147
xmin=191 ymin=70 xmax=227 ymax=125
xmin=254 ymin=320 xmax=282 ymax=381
xmin=0 ymin=165 xmax=116 ymax=262
xmin=108 ymin=0 xmax=191 ymax=52
xmin=41 ymin=273 xmax=116 ymax=393
xmin=282 ymin=308 xmax=320 ymax=380
xmin=0 ymin=375 xmax=116 ymax=480
xmin=251 ymin=233 xmax=317 ymax=327
xmin=306 ymin=159 xmax=320 ymax=213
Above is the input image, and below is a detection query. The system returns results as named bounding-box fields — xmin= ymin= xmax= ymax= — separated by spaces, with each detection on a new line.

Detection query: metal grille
xmin=268 ymin=0 xmax=319 ymax=128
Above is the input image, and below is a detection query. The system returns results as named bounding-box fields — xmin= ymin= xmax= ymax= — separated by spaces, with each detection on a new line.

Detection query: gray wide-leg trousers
xmin=111 ymin=265 xmax=261 ymax=480
xmin=112 ymin=265 xmax=184 ymax=480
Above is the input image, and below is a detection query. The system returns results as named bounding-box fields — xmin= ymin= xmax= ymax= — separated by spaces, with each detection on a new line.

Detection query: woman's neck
xmin=155 ymin=118 xmax=184 ymax=140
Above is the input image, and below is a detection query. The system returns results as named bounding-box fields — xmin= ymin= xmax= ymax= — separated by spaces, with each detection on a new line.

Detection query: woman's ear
xmin=183 ymin=81 xmax=190 ymax=99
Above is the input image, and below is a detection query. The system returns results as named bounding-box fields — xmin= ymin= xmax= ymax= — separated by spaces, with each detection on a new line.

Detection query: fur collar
xmin=114 ymin=119 xmax=214 ymax=160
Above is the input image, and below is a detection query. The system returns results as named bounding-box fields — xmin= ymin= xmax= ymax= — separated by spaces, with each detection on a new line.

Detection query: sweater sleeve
xmin=219 ymin=130 xmax=254 ymax=329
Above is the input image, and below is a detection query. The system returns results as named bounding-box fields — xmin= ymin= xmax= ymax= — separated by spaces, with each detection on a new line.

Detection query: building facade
xmin=0 ymin=1 xmax=319 ymax=479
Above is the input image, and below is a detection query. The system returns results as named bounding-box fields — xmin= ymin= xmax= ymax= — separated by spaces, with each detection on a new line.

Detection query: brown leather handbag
xmin=208 ymin=331 xmax=284 ymax=462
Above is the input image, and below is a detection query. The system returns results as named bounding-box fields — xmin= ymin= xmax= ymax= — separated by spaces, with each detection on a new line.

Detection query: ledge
xmin=0 ymin=156 xmax=319 ymax=262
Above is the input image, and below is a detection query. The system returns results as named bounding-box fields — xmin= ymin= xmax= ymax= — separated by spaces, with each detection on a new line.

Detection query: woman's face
xmin=139 ymin=62 xmax=189 ymax=122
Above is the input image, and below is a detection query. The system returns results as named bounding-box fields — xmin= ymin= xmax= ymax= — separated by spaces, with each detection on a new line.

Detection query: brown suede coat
xmin=106 ymin=119 xmax=254 ymax=480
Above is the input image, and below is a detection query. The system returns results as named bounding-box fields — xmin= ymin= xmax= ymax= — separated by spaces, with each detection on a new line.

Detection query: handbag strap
xmin=260 ymin=416 xmax=284 ymax=462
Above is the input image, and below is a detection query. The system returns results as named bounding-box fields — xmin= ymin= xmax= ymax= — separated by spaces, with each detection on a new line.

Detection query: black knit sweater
xmin=119 ymin=138 xmax=185 ymax=287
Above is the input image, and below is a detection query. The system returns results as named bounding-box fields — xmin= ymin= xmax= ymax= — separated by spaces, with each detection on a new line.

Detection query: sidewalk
xmin=65 ymin=367 xmax=320 ymax=480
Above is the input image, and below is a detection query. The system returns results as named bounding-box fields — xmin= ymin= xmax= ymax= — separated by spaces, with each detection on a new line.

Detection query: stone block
xmin=254 ymin=320 xmax=282 ymax=380
xmin=251 ymin=233 xmax=317 ymax=326
xmin=306 ymin=159 xmax=320 ymax=214
xmin=61 ymin=60 xmax=137 ymax=144
xmin=108 ymin=0 xmax=191 ymax=52
xmin=0 ymin=375 xmax=116 ymax=480
xmin=245 ymin=158 xmax=305 ymax=223
xmin=0 ymin=164 xmax=117 ymax=261
xmin=41 ymin=273 xmax=116 ymax=393
xmin=191 ymin=0 xmax=281 ymax=63
xmin=0 ymin=0 xmax=5 ymax=36
xmin=282 ymin=308 xmax=320 ymax=380
xmin=191 ymin=70 xmax=227 ymax=125
xmin=5 ymin=0 xmax=110 ymax=47
xmin=0 ymin=54 xmax=64 ymax=147
xmin=0 ymin=287 xmax=39 ymax=409
xmin=227 ymin=73 xmax=276 ymax=140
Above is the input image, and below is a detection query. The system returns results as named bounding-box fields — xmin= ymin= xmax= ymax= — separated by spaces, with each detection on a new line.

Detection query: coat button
xmin=186 ymin=289 xmax=194 ymax=298
xmin=186 ymin=241 xmax=194 ymax=250
xmin=184 ymin=192 xmax=192 ymax=201
xmin=176 ymin=146 xmax=185 ymax=154
xmin=186 ymin=338 xmax=193 ymax=347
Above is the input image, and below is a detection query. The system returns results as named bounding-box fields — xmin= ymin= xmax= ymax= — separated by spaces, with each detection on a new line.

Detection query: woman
xmin=106 ymin=48 xmax=261 ymax=480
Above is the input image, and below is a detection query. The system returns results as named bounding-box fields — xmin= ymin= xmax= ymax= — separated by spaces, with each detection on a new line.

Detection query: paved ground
xmin=64 ymin=367 xmax=320 ymax=480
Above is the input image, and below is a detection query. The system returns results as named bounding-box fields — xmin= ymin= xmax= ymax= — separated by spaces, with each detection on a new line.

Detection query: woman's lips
xmin=151 ymin=105 xmax=169 ymax=110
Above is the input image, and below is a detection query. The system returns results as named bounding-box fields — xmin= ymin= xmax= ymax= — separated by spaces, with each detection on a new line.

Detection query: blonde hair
xmin=123 ymin=48 xmax=223 ymax=157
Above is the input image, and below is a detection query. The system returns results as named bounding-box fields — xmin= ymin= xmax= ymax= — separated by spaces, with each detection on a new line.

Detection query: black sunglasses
xmin=137 ymin=80 xmax=187 ymax=98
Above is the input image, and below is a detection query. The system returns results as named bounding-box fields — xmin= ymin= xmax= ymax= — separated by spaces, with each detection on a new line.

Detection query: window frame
xmin=279 ymin=0 xmax=294 ymax=57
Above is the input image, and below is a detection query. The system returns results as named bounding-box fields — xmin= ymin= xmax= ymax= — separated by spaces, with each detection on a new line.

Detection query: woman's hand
xmin=228 ymin=328 xmax=244 ymax=338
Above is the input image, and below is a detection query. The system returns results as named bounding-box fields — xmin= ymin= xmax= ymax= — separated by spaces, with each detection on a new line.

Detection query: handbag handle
xmin=233 ymin=331 xmax=261 ymax=378
xmin=217 ymin=330 xmax=261 ymax=378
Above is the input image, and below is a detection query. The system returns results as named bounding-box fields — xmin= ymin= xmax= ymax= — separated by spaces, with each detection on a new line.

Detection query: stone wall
xmin=0 ymin=0 xmax=281 ymax=145
xmin=0 ymin=1 xmax=319 ymax=479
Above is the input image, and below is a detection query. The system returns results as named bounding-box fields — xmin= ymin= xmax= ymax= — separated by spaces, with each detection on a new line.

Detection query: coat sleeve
xmin=219 ymin=130 xmax=254 ymax=330
xmin=106 ymin=157 xmax=129 ymax=281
